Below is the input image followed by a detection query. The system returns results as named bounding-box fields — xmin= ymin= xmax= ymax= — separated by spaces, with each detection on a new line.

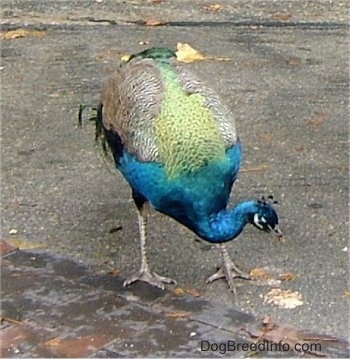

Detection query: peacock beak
xmin=273 ymin=225 xmax=283 ymax=240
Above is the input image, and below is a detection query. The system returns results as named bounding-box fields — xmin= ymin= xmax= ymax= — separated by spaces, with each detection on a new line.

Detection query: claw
xmin=206 ymin=243 xmax=251 ymax=293
xmin=123 ymin=270 xmax=176 ymax=290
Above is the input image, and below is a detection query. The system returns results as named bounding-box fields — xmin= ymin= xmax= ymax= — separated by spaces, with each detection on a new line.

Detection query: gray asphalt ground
xmin=1 ymin=0 xmax=349 ymax=348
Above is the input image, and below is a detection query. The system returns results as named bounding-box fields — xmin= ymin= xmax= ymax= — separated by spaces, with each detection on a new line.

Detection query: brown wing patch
xmin=101 ymin=58 xmax=164 ymax=162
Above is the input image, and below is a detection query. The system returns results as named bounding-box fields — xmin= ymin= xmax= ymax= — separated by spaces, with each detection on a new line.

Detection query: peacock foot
xmin=206 ymin=261 xmax=251 ymax=293
xmin=123 ymin=270 xmax=176 ymax=290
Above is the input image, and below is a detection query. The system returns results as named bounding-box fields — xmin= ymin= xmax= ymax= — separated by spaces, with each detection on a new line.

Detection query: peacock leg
xmin=123 ymin=192 xmax=176 ymax=290
xmin=206 ymin=243 xmax=251 ymax=293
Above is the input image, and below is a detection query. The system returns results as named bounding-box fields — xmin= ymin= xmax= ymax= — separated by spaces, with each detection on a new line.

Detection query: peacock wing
xmin=101 ymin=57 xmax=165 ymax=162
xmin=172 ymin=60 xmax=238 ymax=150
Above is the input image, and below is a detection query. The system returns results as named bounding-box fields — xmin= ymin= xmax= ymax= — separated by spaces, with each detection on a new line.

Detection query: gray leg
xmin=206 ymin=243 xmax=251 ymax=293
xmin=123 ymin=193 xmax=176 ymax=290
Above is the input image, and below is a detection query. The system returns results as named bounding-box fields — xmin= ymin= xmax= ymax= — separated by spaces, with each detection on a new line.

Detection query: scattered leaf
xmin=152 ymin=0 xmax=164 ymax=4
xmin=279 ymin=272 xmax=297 ymax=282
xmin=259 ymin=134 xmax=274 ymax=143
xmin=9 ymin=228 xmax=18 ymax=235
xmin=241 ymin=164 xmax=269 ymax=173
xmin=121 ymin=54 xmax=131 ymax=62
xmin=272 ymin=12 xmax=292 ymax=21
xmin=186 ymin=288 xmax=201 ymax=297
xmin=285 ymin=57 xmax=301 ymax=66
xmin=139 ymin=40 xmax=150 ymax=45
xmin=173 ymin=287 xmax=185 ymax=296
xmin=203 ymin=4 xmax=222 ymax=11
xmin=45 ymin=337 xmax=62 ymax=347
xmin=342 ymin=290 xmax=350 ymax=299
xmin=166 ymin=311 xmax=190 ymax=319
xmin=2 ymin=28 xmax=46 ymax=40
xmin=250 ymin=267 xmax=272 ymax=280
xmin=7 ymin=238 xmax=46 ymax=250
xmin=264 ymin=288 xmax=303 ymax=309
xmin=176 ymin=43 xmax=206 ymax=63
xmin=1 ymin=316 xmax=21 ymax=325
xmin=307 ymin=112 xmax=328 ymax=127
xmin=144 ymin=19 xmax=165 ymax=26
xmin=108 ymin=269 xmax=121 ymax=277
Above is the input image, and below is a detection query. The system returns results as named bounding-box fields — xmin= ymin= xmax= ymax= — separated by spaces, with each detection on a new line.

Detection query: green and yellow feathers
xmin=101 ymin=47 xmax=237 ymax=179
xmin=155 ymin=65 xmax=226 ymax=177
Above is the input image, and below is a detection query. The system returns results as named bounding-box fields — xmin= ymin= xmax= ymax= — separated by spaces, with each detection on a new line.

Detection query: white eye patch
xmin=254 ymin=213 xmax=264 ymax=229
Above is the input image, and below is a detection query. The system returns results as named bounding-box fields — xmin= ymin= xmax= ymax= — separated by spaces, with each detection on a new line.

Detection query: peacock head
xmin=249 ymin=196 xmax=283 ymax=239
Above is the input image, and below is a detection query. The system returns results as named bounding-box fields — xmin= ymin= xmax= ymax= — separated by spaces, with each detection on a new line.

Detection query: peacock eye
xmin=253 ymin=213 xmax=264 ymax=229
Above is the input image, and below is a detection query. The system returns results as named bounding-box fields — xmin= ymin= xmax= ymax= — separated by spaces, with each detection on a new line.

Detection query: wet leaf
xmin=2 ymin=29 xmax=46 ymax=40
xmin=144 ymin=19 xmax=165 ymax=26
xmin=279 ymin=272 xmax=297 ymax=282
xmin=166 ymin=311 xmax=190 ymax=319
xmin=272 ymin=12 xmax=292 ymax=21
xmin=203 ymin=4 xmax=222 ymax=11
xmin=186 ymin=288 xmax=201 ymax=297
xmin=264 ymin=289 xmax=303 ymax=309
xmin=173 ymin=287 xmax=185 ymax=296
xmin=176 ymin=43 xmax=206 ymax=63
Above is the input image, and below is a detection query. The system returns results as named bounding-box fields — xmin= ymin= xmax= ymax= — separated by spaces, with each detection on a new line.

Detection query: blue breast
xmin=114 ymin=138 xmax=243 ymax=235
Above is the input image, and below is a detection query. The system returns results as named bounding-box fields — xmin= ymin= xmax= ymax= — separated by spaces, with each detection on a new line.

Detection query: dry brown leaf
xmin=264 ymin=289 xmax=303 ymax=309
xmin=342 ymin=290 xmax=350 ymax=299
xmin=250 ymin=267 xmax=272 ymax=280
xmin=108 ymin=269 xmax=121 ymax=277
xmin=203 ymin=4 xmax=222 ymax=11
xmin=241 ymin=164 xmax=269 ymax=173
xmin=7 ymin=238 xmax=46 ymax=250
xmin=45 ymin=337 xmax=62 ymax=347
xmin=173 ymin=287 xmax=185 ymax=296
xmin=2 ymin=28 xmax=46 ymax=40
xmin=285 ymin=57 xmax=301 ymax=66
xmin=144 ymin=19 xmax=165 ymax=26
xmin=279 ymin=272 xmax=297 ymax=282
xmin=186 ymin=288 xmax=201 ymax=297
xmin=259 ymin=134 xmax=274 ymax=143
xmin=166 ymin=311 xmax=190 ymax=319
xmin=272 ymin=12 xmax=292 ymax=21
xmin=176 ymin=43 xmax=206 ymax=63
xmin=307 ymin=112 xmax=328 ymax=127
xmin=1 ymin=316 xmax=21 ymax=325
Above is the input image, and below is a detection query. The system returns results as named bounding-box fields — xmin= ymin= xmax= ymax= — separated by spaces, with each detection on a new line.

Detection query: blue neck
xmin=195 ymin=200 xmax=258 ymax=243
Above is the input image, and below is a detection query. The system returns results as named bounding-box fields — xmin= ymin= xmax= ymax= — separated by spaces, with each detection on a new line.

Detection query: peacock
xmin=90 ymin=47 xmax=282 ymax=293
